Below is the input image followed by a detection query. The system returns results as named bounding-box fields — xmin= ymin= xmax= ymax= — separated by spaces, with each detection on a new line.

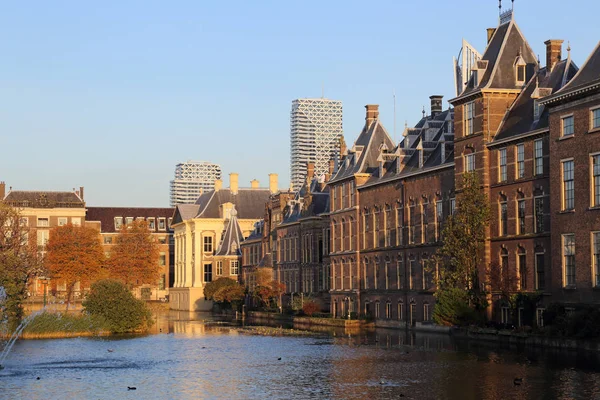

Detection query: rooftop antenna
xmin=393 ymin=89 xmax=397 ymax=143
xmin=499 ymin=0 xmax=502 ymax=19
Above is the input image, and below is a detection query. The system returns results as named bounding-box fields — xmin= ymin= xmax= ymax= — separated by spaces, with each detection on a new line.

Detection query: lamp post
xmin=345 ymin=296 xmax=351 ymax=320
xmin=40 ymin=277 xmax=49 ymax=307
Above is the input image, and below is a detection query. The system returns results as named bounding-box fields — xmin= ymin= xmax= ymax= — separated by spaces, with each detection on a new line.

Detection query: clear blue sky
xmin=1 ymin=1 xmax=598 ymax=207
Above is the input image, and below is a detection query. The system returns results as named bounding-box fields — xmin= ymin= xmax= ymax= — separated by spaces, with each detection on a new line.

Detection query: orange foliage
xmin=106 ymin=219 xmax=160 ymax=287
xmin=45 ymin=223 xmax=105 ymax=306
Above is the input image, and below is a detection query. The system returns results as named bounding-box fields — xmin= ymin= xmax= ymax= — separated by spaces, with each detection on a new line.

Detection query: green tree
xmin=204 ymin=277 xmax=238 ymax=300
xmin=83 ymin=279 xmax=153 ymax=334
xmin=432 ymin=172 xmax=490 ymax=326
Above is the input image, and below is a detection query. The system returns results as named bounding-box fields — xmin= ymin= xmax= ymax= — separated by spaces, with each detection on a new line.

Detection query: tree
xmin=0 ymin=203 xmax=42 ymax=330
xmin=106 ymin=220 xmax=160 ymax=287
xmin=45 ymin=223 xmax=105 ymax=309
xmin=432 ymin=172 xmax=490 ymax=326
xmin=213 ymin=284 xmax=245 ymax=310
xmin=302 ymin=301 xmax=320 ymax=317
xmin=204 ymin=277 xmax=238 ymax=301
xmin=83 ymin=279 xmax=153 ymax=333
xmin=255 ymin=281 xmax=286 ymax=309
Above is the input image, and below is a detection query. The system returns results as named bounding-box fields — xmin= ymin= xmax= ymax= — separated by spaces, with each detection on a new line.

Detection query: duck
xmin=379 ymin=379 xmax=386 ymax=385
xmin=277 ymin=357 xmax=282 ymax=361
xmin=514 ymin=377 xmax=523 ymax=386
xmin=107 ymin=349 xmax=114 ymax=353
xmin=127 ymin=387 xmax=137 ymax=391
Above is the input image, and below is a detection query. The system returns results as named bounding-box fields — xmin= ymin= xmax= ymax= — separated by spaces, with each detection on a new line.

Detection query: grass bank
xmin=13 ymin=311 xmax=110 ymax=339
xmin=237 ymin=325 xmax=322 ymax=337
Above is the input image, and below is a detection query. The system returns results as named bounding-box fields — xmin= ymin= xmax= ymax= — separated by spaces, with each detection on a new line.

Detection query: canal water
xmin=1 ymin=311 xmax=600 ymax=399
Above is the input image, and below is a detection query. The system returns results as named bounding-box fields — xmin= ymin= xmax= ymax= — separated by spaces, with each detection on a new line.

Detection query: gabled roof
xmin=194 ymin=188 xmax=270 ymax=219
xmin=171 ymin=204 xmax=200 ymax=225
xmin=214 ymin=208 xmax=244 ymax=257
xmin=543 ymin=41 xmax=600 ymax=104
xmin=452 ymin=16 xmax=537 ymax=102
xmin=329 ymin=118 xmax=395 ymax=183
xmin=3 ymin=190 xmax=84 ymax=208
xmin=86 ymin=207 xmax=175 ymax=233
xmin=494 ymin=58 xmax=578 ymax=141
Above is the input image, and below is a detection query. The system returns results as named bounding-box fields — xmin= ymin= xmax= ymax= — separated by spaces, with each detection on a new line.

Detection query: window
xmin=465 ymin=102 xmax=475 ymax=136
xmin=37 ymin=218 xmax=49 ymax=227
xmin=103 ymin=236 xmax=113 ymax=244
xmin=562 ymin=160 xmax=575 ymax=211
xmin=159 ymin=252 xmax=166 ymax=266
xmin=450 ymin=198 xmax=456 ymax=215
xmin=593 ymin=232 xmax=600 ymax=287
xmin=159 ymin=274 xmax=166 ymax=290
xmin=409 ymin=205 xmax=415 ymax=244
xmin=114 ymin=217 xmax=123 ymax=230
xmin=375 ymin=302 xmax=380 ymax=319
xmin=516 ymin=65 xmax=526 ymax=83
xmin=562 ymin=115 xmax=574 ymax=137
xmin=204 ymin=263 xmax=213 ymax=283
xmin=533 ymin=99 xmax=543 ymax=121
xmin=534 ymin=140 xmax=543 ymax=175
xmin=499 ymin=148 xmax=507 ymax=182
xmin=534 ymin=197 xmax=544 ymax=233
xmin=386 ymin=302 xmax=392 ymax=319
xmin=37 ymin=230 xmax=49 ymax=247
xmin=536 ymin=308 xmax=545 ymax=328
xmin=562 ymin=234 xmax=575 ymax=287
xmin=516 ymin=144 xmax=525 ymax=179
xmin=71 ymin=217 xmax=81 ymax=226
xmin=424 ymin=304 xmax=430 ymax=321
xmin=148 ymin=218 xmax=155 ymax=230
xmin=518 ymin=252 xmax=527 ymax=290
xmin=19 ymin=217 xmax=28 ymax=227
xmin=501 ymin=250 xmax=509 ymax=287
xmin=535 ymin=253 xmax=545 ymax=290
xmin=203 ymin=236 xmax=213 ymax=253
xmin=593 ymin=108 xmax=600 ymax=130
xmin=421 ymin=203 xmax=428 ymax=243
xmin=125 ymin=217 xmax=134 ymax=225
xmin=231 ymin=260 xmax=239 ymax=275
xmin=518 ymin=199 xmax=526 ymax=234
xmin=435 ymin=200 xmax=443 ymax=240
xmin=465 ymin=153 xmax=475 ymax=173
xmin=592 ymin=155 xmax=600 ymax=207
xmin=500 ymin=201 xmax=508 ymax=236
xmin=158 ymin=218 xmax=166 ymax=230
xmin=58 ymin=217 xmax=68 ymax=226
xmin=397 ymin=302 xmax=403 ymax=321
xmin=409 ymin=259 xmax=415 ymax=290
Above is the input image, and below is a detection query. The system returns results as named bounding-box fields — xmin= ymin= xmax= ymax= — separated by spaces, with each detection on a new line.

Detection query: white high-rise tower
xmin=290 ymin=98 xmax=343 ymax=191
xmin=170 ymin=161 xmax=222 ymax=206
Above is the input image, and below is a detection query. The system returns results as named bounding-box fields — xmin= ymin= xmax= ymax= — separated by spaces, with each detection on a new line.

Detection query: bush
xmin=83 ymin=279 xmax=153 ymax=334
xmin=433 ymin=287 xmax=484 ymax=327
xmin=213 ymin=284 xmax=245 ymax=310
xmin=302 ymin=301 xmax=319 ymax=317
xmin=204 ymin=277 xmax=238 ymax=301
xmin=543 ymin=303 xmax=600 ymax=339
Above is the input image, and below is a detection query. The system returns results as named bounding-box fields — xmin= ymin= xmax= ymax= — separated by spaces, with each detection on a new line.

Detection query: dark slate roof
xmin=550 ymin=41 xmax=600 ymax=98
xmin=257 ymin=253 xmax=273 ymax=268
xmin=3 ymin=190 xmax=84 ymax=208
xmin=194 ymin=188 xmax=270 ymax=219
xmin=244 ymin=220 xmax=264 ymax=242
xmin=214 ymin=210 xmax=244 ymax=257
xmin=86 ymin=207 xmax=175 ymax=233
xmin=494 ymin=58 xmax=579 ymax=141
xmin=455 ymin=17 xmax=537 ymax=100
xmin=329 ymin=119 xmax=395 ymax=184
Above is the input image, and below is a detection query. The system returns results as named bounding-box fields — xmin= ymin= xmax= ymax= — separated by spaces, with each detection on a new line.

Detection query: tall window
xmin=592 ymin=155 xmax=600 ymax=207
xmin=535 ymin=253 xmax=545 ymax=290
xmin=501 ymin=250 xmax=509 ymax=287
xmin=534 ymin=197 xmax=544 ymax=233
xmin=518 ymin=199 xmax=526 ymax=234
xmin=562 ymin=234 xmax=575 ymax=287
xmin=593 ymin=232 xmax=600 ymax=287
xmin=409 ymin=204 xmax=415 ymax=244
xmin=465 ymin=102 xmax=475 ymax=136
xmin=396 ymin=207 xmax=403 ymax=246
xmin=562 ymin=160 xmax=575 ymax=211
xmin=231 ymin=260 xmax=239 ymax=275
xmin=450 ymin=198 xmax=456 ymax=215
xmin=216 ymin=261 xmax=223 ymax=275
xmin=516 ymin=144 xmax=525 ymax=179
xmin=409 ymin=259 xmax=415 ymax=290
xmin=397 ymin=258 xmax=403 ymax=289
xmin=435 ymin=200 xmax=443 ymax=240
xmin=593 ymin=108 xmax=600 ymax=130
xmin=518 ymin=252 xmax=527 ymax=290
xmin=204 ymin=236 xmax=213 ymax=253
xmin=465 ymin=153 xmax=475 ymax=173
xmin=421 ymin=203 xmax=428 ymax=243
xmin=499 ymin=148 xmax=507 ymax=182
xmin=204 ymin=263 xmax=213 ymax=283
xmin=562 ymin=115 xmax=574 ymax=137
xmin=424 ymin=304 xmax=431 ymax=321
xmin=534 ymin=139 xmax=543 ymax=175
xmin=500 ymin=200 xmax=508 ymax=236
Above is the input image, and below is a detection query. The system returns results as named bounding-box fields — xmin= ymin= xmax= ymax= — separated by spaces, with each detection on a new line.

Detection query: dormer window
xmin=515 ymin=53 xmax=527 ymax=86
xmin=533 ymin=99 xmax=543 ymax=121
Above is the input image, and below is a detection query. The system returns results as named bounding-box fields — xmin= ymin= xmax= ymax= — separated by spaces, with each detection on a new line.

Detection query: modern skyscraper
xmin=170 ymin=161 xmax=221 ymax=206
xmin=290 ymin=98 xmax=343 ymax=191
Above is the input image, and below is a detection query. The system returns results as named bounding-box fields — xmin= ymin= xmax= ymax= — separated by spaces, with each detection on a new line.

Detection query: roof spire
xmin=422 ymin=106 xmax=426 ymax=118
xmin=567 ymin=41 xmax=572 ymax=56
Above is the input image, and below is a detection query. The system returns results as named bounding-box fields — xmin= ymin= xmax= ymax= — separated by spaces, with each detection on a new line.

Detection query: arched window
xmin=517 ymin=246 xmax=527 ymax=290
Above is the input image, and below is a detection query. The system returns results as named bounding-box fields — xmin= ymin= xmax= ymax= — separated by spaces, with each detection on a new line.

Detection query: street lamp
xmin=39 ymin=277 xmax=50 ymax=307
xmin=344 ymin=296 xmax=351 ymax=320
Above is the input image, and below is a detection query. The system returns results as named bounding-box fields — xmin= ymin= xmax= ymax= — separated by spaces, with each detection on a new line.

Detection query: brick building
xmin=85 ymin=207 xmax=175 ymax=301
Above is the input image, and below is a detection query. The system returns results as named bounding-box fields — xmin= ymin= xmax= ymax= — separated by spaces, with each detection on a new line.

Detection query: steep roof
xmin=86 ymin=207 xmax=175 ymax=233
xmin=494 ymin=58 xmax=578 ymax=141
xmin=3 ymin=190 xmax=84 ymax=208
xmin=214 ymin=208 xmax=244 ymax=257
xmin=194 ymin=188 xmax=270 ymax=219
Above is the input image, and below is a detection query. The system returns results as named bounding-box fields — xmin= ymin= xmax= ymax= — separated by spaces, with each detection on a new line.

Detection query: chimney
xmin=430 ymin=95 xmax=443 ymax=117
xmin=365 ymin=104 xmax=379 ymax=126
xmin=268 ymin=173 xmax=278 ymax=194
xmin=441 ymin=142 xmax=446 ymax=163
xmin=229 ymin=173 xmax=239 ymax=195
xmin=306 ymin=162 xmax=315 ymax=182
xmin=0 ymin=181 xmax=5 ymax=200
xmin=545 ymin=39 xmax=564 ymax=71
xmin=214 ymin=179 xmax=223 ymax=191
xmin=487 ymin=28 xmax=496 ymax=44
xmin=329 ymin=159 xmax=335 ymax=175
xmin=251 ymin=179 xmax=260 ymax=189
xmin=79 ymin=186 xmax=84 ymax=201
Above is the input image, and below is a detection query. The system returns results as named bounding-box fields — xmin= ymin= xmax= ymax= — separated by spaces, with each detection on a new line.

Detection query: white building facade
xmin=170 ymin=161 xmax=222 ymax=207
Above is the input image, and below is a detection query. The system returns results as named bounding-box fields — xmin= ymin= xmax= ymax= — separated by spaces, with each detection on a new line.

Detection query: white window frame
xmin=230 ymin=260 xmax=239 ymax=275
xmin=561 ymin=158 xmax=575 ymax=211
xmin=464 ymin=153 xmax=475 ymax=173
xmin=158 ymin=217 xmax=166 ymax=231
xmin=58 ymin=217 xmax=68 ymax=227
xmin=203 ymin=236 xmax=213 ymax=253
xmin=534 ymin=139 xmax=543 ymax=175
xmin=535 ymin=251 xmax=545 ymax=291
xmin=147 ymin=217 xmax=156 ymax=230
xmin=37 ymin=217 xmax=49 ymax=227
xmin=499 ymin=148 xmax=507 ymax=182
xmin=592 ymin=232 xmax=600 ymax=288
xmin=561 ymin=114 xmax=574 ymax=137
xmin=591 ymin=106 xmax=600 ymax=130
xmin=516 ymin=143 xmax=525 ymax=179
xmin=465 ymin=101 xmax=475 ymax=136
xmin=114 ymin=217 xmax=123 ymax=230
xmin=591 ymin=152 xmax=600 ymax=208
xmin=562 ymin=233 xmax=576 ymax=287
xmin=71 ymin=217 xmax=81 ymax=226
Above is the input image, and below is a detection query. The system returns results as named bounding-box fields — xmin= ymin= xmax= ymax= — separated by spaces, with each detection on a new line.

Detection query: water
xmin=1 ymin=311 xmax=600 ymax=400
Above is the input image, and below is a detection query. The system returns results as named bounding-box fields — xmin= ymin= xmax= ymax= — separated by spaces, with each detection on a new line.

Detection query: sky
xmin=1 ymin=1 xmax=598 ymax=207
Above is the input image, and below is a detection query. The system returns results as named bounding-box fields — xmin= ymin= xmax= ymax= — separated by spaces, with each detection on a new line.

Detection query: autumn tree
xmin=107 ymin=219 xmax=160 ymax=288
xmin=432 ymin=172 xmax=490 ymax=326
xmin=251 ymin=267 xmax=285 ymax=310
xmin=0 ymin=203 xmax=41 ymax=330
xmin=45 ymin=223 xmax=104 ymax=309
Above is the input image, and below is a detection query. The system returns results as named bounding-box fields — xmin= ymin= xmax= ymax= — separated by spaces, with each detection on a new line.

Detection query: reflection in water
xmin=0 ymin=311 xmax=599 ymax=400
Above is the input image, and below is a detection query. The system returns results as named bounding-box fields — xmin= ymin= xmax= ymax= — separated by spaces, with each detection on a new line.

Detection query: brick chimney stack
xmin=306 ymin=162 xmax=315 ymax=182
xmin=229 ymin=173 xmax=239 ymax=195
xmin=268 ymin=173 xmax=278 ymax=194
xmin=0 ymin=181 xmax=5 ymax=200
xmin=214 ymin=179 xmax=223 ymax=191
xmin=430 ymin=95 xmax=443 ymax=117
xmin=365 ymin=105 xmax=379 ymax=126
xmin=251 ymin=179 xmax=259 ymax=189
xmin=79 ymin=186 xmax=84 ymax=201
xmin=545 ymin=39 xmax=564 ymax=72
